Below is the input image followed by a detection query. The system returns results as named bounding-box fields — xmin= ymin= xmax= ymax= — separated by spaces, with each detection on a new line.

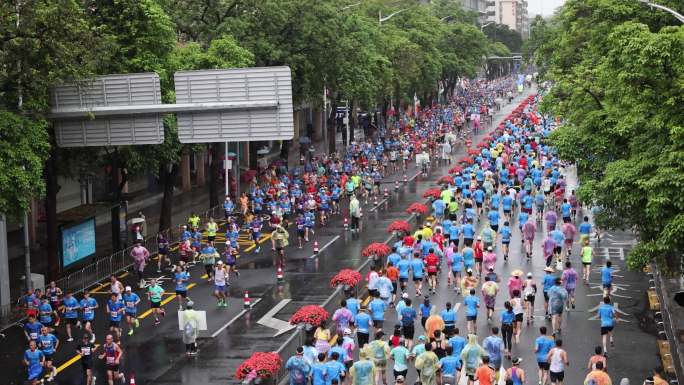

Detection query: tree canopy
xmin=530 ymin=0 xmax=684 ymax=271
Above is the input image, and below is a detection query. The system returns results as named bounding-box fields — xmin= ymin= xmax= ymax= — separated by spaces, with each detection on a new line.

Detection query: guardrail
xmin=1 ymin=203 xmax=225 ymax=330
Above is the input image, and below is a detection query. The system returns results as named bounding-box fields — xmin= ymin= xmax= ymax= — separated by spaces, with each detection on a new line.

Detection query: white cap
xmin=125 ymin=286 xmax=132 ymax=291
xmin=402 ymin=292 xmax=409 ymax=299
xmin=217 ymin=260 xmax=223 ymax=265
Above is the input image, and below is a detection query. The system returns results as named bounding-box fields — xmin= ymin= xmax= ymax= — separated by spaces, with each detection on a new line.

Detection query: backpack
xmin=184 ymin=320 xmax=195 ymax=339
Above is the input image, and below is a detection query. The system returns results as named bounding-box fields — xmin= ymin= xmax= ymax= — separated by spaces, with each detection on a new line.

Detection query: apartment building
xmin=486 ymin=0 xmax=529 ymax=38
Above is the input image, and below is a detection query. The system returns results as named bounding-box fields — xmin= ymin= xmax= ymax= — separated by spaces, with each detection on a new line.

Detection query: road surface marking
xmin=55 ymin=344 xmax=100 ymax=374
xmin=256 ymin=299 xmax=296 ymax=337
xmin=309 ymin=235 xmax=341 ymax=258
xmin=137 ymin=283 xmax=197 ymax=319
xmin=211 ymin=298 xmax=262 ymax=338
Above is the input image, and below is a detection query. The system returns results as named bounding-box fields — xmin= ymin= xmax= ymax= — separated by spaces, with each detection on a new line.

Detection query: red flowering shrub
xmin=422 ymin=188 xmax=441 ymax=199
xmin=235 ymin=351 xmax=282 ymax=380
xmin=467 ymin=148 xmax=480 ymax=156
xmin=406 ymin=203 xmax=428 ymax=215
xmin=362 ymin=242 xmax=391 ymax=257
xmin=289 ymin=305 xmax=329 ymax=327
xmin=448 ymin=165 xmax=463 ymax=174
xmin=459 ymin=156 xmax=474 ymax=165
xmin=330 ymin=269 xmax=362 ymax=287
xmin=387 ymin=220 xmax=411 ymax=234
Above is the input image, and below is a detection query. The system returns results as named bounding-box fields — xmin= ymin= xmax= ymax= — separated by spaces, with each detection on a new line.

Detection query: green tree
xmin=483 ymin=23 xmax=523 ymax=53
xmin=533 ymin=0 xmax=684 ymax=270
xmin=1 ymin=0 xmax=103 ymax=279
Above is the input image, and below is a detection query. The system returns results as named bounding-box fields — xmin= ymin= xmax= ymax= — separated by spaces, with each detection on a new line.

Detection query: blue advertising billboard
xmin=61 ymin=218 xmax=96 ymax=268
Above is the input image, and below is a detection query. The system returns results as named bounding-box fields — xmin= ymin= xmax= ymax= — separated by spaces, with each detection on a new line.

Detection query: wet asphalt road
xmin=2 ymin=88 xmax=659 ymax=385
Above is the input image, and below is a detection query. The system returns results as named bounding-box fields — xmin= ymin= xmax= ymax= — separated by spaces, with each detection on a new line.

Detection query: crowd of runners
xmin=17 ymin=77 xmax=518 ymax=385
xmin=282 ymin=90 xmax=667 ymax=385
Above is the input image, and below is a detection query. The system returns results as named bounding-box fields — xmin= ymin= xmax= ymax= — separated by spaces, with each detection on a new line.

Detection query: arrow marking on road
xmin=257 ymin=299 xmax=296 ymax=337
xmin=587 ymin=302 xmax=631 ymax=322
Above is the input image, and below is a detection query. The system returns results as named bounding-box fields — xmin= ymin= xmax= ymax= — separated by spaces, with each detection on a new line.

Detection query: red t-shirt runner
xmin=425 ymin=253 xmax=439 ymax=274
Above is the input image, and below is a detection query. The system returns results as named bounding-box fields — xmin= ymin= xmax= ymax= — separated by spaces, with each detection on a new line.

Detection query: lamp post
xmin=480 ymin=21 xmax=494 ymax=31
xmin=638 ymin=0 xmax=684 ymax=23
xmin=379 ymin=9 xmax=408 ymax=25
xmin=341 ymin=2 xmax=362 ymax=10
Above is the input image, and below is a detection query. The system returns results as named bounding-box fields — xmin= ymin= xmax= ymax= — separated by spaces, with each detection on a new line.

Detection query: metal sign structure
xmin=50 ymin=73 xmax=164 ymax=147
xmin=174 ymin=66 xmax=294 ymax=143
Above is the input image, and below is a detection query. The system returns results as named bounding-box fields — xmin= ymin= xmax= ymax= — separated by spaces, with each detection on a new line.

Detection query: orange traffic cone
xmin=395 ymin=180 xmax=399 ymax=191
xmin=243 ymin=291 xmax=251 ymax=309
xmin=383 ymin=188 xmax=389 ymax=198
xmin=313 ymin=241 xmax=319 ymax=254
xmin=276 ymin=266 xmax=284 ymax=283
xmin=403 ymin=174 xmax=408 ymax=183
xmin=343 ymin=217 xmax=349 ymax=231
xmin=130 ymin=374 xmax=136 ymax=385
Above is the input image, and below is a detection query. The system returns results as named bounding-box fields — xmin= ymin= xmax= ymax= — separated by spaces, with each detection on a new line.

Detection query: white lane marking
xmin=210 ymin=298 xmax=262 ymax=338
xmin=256 ymin=299 xmax=297 ymax=337
xmin=309 ymin=235 xmax=342 ymax=259
xmin=370 ymin=197 xmax=391 ymax=212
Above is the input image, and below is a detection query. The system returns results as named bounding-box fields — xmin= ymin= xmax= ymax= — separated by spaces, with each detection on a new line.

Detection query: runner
xmin=61 ymin=291 xmax=80 ymax=342
xmin=547 ymin=277 xmax=568 ymax=335
xmin=213 ymin=260 xmax=229 ymax=307
xmin=547 ymin=339 xmax=568 ymax=385
xmin=98 ymin=334 xmax=125 ymax=385
xmin=122 ymin=286 xmax=141 ymax=336
xmin=505 ymin=357 xmax=526 ymax=385
xmin=106 ymin=293 xmax=124 ymax=340
xmin=147 ymin=278 xmax=166 ymax=325
xmin=598 ymin=296 xmax=617 ymax=356
xmin=23 ymin=340 xmax=45 ymax=385
xmin=38 ymin=325 xmax=59 ymax=381
xmin=523 ymin=273 xmax=537 ymax=325
xmin=76 ymin=333 xmax=96 ymax=385
xmin=463 ymin=289 xmax=480 ymax=335
xmin=45 ymin=281 xmax=62 ymax=326
xmin=561 ymin=261 xmax=578 ymax=309
xmin=581 ymin=239 xmax=593 ymax=283
xmin=535 ymin=326 xmax=554 ymax=385
xmin=174 ymin=264 xmax=190 ymax=310
xmin=79 ymin=291 xmax=98 ymax=342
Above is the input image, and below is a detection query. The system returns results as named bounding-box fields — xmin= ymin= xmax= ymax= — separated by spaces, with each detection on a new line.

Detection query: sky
xmin=528 ymin=0 xmax=566 ymax=16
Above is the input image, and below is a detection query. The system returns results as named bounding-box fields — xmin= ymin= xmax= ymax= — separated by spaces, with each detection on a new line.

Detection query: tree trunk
xmin=209 ymin=144 xmax=220 ymax=209
xmin=158 ymin=164 xmax=178 ymax=233
xmin=44 ymin=129 xmax=59 ymax=281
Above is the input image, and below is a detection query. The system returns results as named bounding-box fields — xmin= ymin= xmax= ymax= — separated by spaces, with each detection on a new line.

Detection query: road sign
xmin=256 ymin=299 xmax=296 ymax=337
xmin=174 ymin=67 xmax=294 ymax=143
xmin=51 ymin=73 xmax=164 ymax=147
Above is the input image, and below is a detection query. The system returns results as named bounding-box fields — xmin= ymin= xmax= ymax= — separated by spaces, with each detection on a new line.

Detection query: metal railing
xmin=1 ymin=203 xmax=225 ymax=330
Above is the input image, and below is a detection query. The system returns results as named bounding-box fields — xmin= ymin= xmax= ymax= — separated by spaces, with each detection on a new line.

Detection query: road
xmin=0 ymin=88 xmax=658 ymax=385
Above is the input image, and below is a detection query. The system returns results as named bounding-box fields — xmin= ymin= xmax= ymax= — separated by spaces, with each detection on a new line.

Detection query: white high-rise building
xmin=486 ymin=0 xmax=529 ymax=38
xmin=459 ymin=0 xmax=488 ymax=23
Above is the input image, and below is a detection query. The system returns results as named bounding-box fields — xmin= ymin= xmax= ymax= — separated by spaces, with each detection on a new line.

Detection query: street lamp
xmin=638 ymin=0 xmax=684 ymax=23
xmin=379 ymin=9 xmax=408 ymax=25
xmin=341 ymin=2 xmax=362 ymax=10
xmin=480 ymin=21 xmax=494 ymax=31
